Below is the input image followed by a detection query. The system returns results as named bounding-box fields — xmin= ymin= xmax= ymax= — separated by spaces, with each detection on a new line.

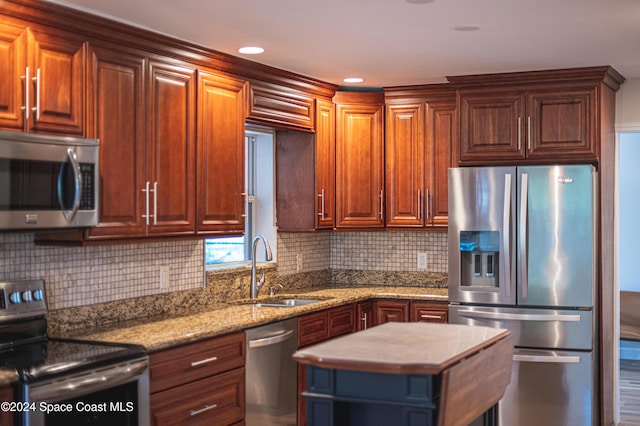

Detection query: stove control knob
xmin=9 ymin=292 xmax=21 ymax=304
xmin=33 ymin=289 xmax=44 ymax=301
xmin=22 ymin=291 xmax=33 ymax=302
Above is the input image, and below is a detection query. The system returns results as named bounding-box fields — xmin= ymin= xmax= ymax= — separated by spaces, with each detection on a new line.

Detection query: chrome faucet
xmin=250 ymin=235 xmax=273 ymax=299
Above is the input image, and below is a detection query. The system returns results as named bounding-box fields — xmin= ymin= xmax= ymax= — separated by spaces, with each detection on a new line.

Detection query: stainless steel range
xmin=0 ymin=279 xmax=150 ymax=426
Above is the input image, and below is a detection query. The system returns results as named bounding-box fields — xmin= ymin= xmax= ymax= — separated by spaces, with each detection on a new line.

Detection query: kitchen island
xmin=294 ymin=322 xmax=513 ymax=426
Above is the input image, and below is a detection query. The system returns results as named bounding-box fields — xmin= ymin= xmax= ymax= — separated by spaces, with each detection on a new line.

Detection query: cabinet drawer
xmin=299 ymin=311 xmax=329 ymax=348
xmin=328 ymin=305 xmax=355 ymax=337
xmin=150 ymin=368 xmax=245 ymax=426
xmin=411 ymin=303 xmax=448 ymax=323
xmin=150 ymin=332 xmax=245 ymax=393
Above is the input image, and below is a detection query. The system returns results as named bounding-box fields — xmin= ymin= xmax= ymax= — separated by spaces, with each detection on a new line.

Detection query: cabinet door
xmin=356 ymin=301 xmax=374 ymax=331
xmin=315 ymin=99 xmax=336 ymax=229
xmin=27 ymin=28 xmax=86 ymax=135
xmin=526 ymin=87 xmax=596 ymax=161
xmin=385 ymin=103 xmax=425 ymax=227
xmin=426 ymin=100 xmax=456 ymax=227
xmin=196 ymin=70 xmax=247 ymax=234
xmin=458 ymin=90 xmax=526 ymax=163
xmin=85 ymin=43 xmax=147 ymax=239
xmin=335 ymin=93 xmax=385 ymax=228
xmin=0 ymin=21 xmax=27 ymax=131
xmin=147 ymin=59 xmax=196 ymax=236
xmin=328 ymin=304 xmax=355 ymax=337
xmin=375 ymin=300 xmax=409 ymax=324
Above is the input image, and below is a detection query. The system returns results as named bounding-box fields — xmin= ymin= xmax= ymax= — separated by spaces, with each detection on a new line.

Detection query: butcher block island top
xmin=294 ymin=322 xmax=514 ymax=426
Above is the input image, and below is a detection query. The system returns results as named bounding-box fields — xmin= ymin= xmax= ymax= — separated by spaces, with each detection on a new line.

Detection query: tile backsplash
xmin=0 ymin=233 xmax=203 ymax=310
xmin=0 ymin=231 xmax=448 ymax=310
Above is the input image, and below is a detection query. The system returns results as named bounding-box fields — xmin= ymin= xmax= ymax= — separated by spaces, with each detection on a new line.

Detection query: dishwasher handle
xmin=248 ymin=329 xmax=295 ymax=348
xmin=513 ymin=354 xmax=581 ymax=364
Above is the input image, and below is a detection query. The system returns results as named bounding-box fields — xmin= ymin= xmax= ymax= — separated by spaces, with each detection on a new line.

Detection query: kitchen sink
xmin=255 ymin=298 xmax=322 ymax=308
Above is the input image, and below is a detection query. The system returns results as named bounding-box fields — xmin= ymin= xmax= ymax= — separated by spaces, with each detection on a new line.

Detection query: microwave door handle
xmin=520 ymin=173 xmax=529 ymax=299
xmin=58 ymin=147 xmax=82 ymax=223
xmin=503 ymin=173 xmax=512 ymax=299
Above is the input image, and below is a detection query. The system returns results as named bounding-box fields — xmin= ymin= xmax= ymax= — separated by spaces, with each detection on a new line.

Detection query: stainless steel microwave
xmin=0 ymin=130 xmax=99 ymax=230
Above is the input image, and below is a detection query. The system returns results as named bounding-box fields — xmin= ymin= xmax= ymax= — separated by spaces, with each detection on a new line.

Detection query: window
xmin=205 ymin=128 xmax=277 ymax=267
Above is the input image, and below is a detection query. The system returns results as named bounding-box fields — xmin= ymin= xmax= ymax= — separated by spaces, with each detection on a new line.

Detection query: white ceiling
xmin=46 ymin=0 xmax=640 ymax=87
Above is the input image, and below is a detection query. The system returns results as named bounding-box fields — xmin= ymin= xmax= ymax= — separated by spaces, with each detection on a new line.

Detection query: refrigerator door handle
xmin=457 ymin=310 xmax=581 ymax=322
xmin=519 ymin=172 xmax=529 ymax=299
xmin=513 ymin=354 xmax=581 ymax=364
xmin=503 ymin=173 xmax=512 ymax=299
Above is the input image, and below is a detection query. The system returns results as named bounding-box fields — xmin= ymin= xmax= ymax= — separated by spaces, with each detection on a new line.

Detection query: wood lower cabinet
xmin=375 ymin=299 xmax=448 ymax=324
xmin=196 ymin=69 xmax=247 ymax=235
xmin=0 ymin=19 xmax=86 ymax=135
xmin=452 ymin=67 xmax=625 ymax=165
xmin=0 ymin=385 xmax=12 ymax=426
xmin=150 ymin=332 xmax=245 ymax=426
xmin=375 ymin=300 xmax=410 ymax=324
xmin=411 ymin=301 xmax=448 ymax=323
xmin=334 ymin=92 xmax=385 ymax=229
xmin=356 ymin=301 xmax=374 ymax=331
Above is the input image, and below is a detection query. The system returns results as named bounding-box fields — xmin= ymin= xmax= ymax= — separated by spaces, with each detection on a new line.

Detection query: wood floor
xmin=620 ymin=359 xmax=640 ymax=425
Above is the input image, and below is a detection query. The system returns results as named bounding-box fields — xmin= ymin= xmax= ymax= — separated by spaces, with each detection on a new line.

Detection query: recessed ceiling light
xmin=406 ymin=0 xmax=435 ymax=4
xmin=343 ymin=77 xmax=364 ymax=83
xmin=238 ymin=46 xmax=265 ymax=54
xmin=454 ymin=25 xmax=480 ymax=32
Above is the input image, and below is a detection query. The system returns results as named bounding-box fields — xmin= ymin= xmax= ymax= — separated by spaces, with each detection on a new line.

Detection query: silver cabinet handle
xmin=318 ymin=188 xmax=325 ymax=219
xmin=361 ymin=313 xmax=368 ymax=330
xmin=520 ymin=173 xmax=529 ymax=299
xmin=420 ymin=314 xmax=442 ymax=320
xmin=513 ymin=354 xmax=580 ymax=364
xmin=142 ymin=182 xmax=150 ymax=225
xmin=503 ymin=173 xmax=512 ymax=299
xmin=517 ymin=116 xmax=521 ymax=151
xmin=379 ymin=190 xmax=384 ymax=220
xmin=425 ymin=188 xmax=430 ymax=220
xmin=189 ymin=404 xmax=218 ymax=417
xmin=457 ymin=310 xmax=581 ymax=322
xmin=190 ymin=356 xmax=218 ymax=368
xmin=417 ymin=189 xmax=422 ymax=220
xmin=32 ymin=68 xmax=41 ymax=120
xmin=248 ymin=329 xmax=294 ymax=348
xmin=527 ymin=116 xmax=532 ymax=150
xmin=152 ymin=181 xmax=158 ymax=225
xmin=21 ymin=66 xmax=30 ymax=119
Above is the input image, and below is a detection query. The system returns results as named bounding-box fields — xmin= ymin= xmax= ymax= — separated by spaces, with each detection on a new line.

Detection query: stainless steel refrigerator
xmin=447 ymin=165 xmax=598 ymax=426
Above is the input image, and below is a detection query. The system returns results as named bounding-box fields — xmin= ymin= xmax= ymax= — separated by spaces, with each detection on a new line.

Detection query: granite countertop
xmin=0 ymin=286 xmax=447 ymax=386
xmin=293 ymin=322 xmax=508 ymax=375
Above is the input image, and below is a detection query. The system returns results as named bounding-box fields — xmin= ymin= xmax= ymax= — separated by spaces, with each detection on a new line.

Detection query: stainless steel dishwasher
xmin=245 ymin=317 xmax=298 ymax=426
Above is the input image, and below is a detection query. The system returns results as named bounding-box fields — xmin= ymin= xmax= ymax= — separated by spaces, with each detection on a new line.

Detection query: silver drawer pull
xmin=420 ymin=314 xmax=442 ymax=319
xmin=189 ymin=404 xmax=218 ymax=417
xmin=190 ymin=356 xmax=218 ymax=367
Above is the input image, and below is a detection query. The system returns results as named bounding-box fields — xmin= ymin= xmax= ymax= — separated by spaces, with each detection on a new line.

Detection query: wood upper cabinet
xmin=315 ymin=99 xmax=336 ymax=229
xmin=146 ymin=59 xmax=197 ymax=236
xmin=84 ymin=43 xmax=147 ymax=239
xmin=275 ymin=98 xmax=335 ymax=232
xmin=334 ymin=92 xmax=385 ymax=229
xmin=196 ymin=69 xmax=247 ymax=235
xmin=385 ymin=102 xmax=425 ymax=227
xmin=0 ymin=20 xmax=86 ymax=135
xmin=248 ymin=80 xmax=315 ymax=131
xmin=453 ymin=67 xmax=625 ymax=165
xmin=384 ymin=86 xmax=456 ymax=228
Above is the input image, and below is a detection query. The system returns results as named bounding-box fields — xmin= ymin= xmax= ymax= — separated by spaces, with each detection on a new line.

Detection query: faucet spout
xmin=250 ymin=235 xmax=273 ymax=299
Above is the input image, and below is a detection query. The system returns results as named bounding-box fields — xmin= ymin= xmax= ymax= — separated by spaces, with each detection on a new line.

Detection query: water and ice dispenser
xmin=459 ymin=231 xmax=500 ymax=288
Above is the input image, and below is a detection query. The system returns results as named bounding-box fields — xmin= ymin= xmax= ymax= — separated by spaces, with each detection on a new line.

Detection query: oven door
xmin=19 ymin=357 xmax=149 ymax=426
